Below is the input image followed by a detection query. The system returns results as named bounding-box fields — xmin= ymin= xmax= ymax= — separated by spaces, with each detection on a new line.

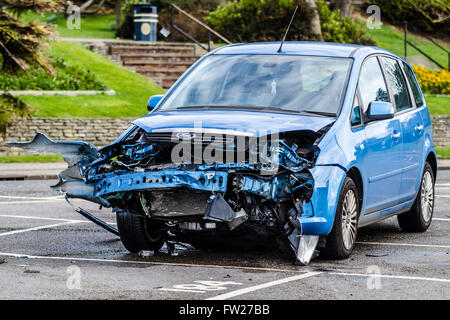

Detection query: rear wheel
xmin=321 ymin=177 xmax=359 ymax=259
xmin=116 ymin=211 xmax=165 ymax=253
xmin=397 ymin=162 xmax=434 ymax=232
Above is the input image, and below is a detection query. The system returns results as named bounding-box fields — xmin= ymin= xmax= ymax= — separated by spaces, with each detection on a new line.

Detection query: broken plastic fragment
xmin=204 ymin=194 xmax=236 ymax=222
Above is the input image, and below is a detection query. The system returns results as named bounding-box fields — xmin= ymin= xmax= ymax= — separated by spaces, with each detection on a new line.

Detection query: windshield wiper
xmin=300 ymin=110 xmax=337 ymax=117
xmin=174 ymin=105 xmax=305 ymax=114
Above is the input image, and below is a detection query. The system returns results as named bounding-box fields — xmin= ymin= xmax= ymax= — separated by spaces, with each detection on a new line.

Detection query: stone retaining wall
xmin=1 ymin=116 xmax=449 ymax=157
xmin=432 ymin=116 xmax=450 ymax=147
xmin=0 ymin=118 xmax=133 ymax=156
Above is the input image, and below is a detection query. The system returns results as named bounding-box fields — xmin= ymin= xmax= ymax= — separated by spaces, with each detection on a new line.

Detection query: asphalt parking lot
xmin=0 ymin=171 xmax=449 ymax=300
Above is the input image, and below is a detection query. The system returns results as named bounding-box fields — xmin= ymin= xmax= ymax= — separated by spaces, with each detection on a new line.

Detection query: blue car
xmin=9 ymin=42 xmax=436 ymax=265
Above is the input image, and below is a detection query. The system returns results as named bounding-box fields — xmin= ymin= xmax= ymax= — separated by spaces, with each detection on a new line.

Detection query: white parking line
xmin=0 ymin=195 xmax=64 ymax=200
xmin=0 ymin=252 xmax=448 ymax=286
xmin=436 ymin=183 xmax=450 ymax=187
xmin=206 ymin=272 xmax=322 ymax=300
xmin=0 ymin=200 xmax=65 ymax=205
xmin=0 ymin=252 xmax=300 ymax=273
xmin=434 ymin=218 xmax=450 ymax=222
xmin=356 ymin=241 xmax=450 ymax=249
xmin=0 ymin=214 xmax=117 ymax=226
xmin=328 ymin=271 xmax=450 ymax=283
xmin=436 ymin=195 xmax=450 ymax=198
xmin=0 ymin=221 xmax=81 ymax=237
xmin=0 ymin=214 xmax=86 ymax=223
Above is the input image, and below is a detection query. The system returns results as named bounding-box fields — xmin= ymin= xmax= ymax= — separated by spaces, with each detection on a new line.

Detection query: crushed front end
xmin=8 ymin=124 xmax=330 ymax=265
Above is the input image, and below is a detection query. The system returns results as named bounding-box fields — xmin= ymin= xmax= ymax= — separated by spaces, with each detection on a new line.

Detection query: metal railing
xmin=403 ymin=21 xmax=449 ymax=70
xmin=169 ymin=3 xmax=232 ymax=52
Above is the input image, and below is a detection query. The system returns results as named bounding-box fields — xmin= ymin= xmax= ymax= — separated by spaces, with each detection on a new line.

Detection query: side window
xmin=402 ymin=62 xmax=424 ymax=107
xmin=380 ymin=57 xmax=412 ymax=112
xmin=351 ymin=93 xmax=362 ymax=126
xmin=358 ymin=57 xmax=390 ymax=113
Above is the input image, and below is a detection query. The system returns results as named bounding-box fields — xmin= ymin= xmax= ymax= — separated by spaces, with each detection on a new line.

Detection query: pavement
xmin=1 ymin=160 xmax=450 ymax=180
xmin=0 ymin=170 xmax=448 ymax=299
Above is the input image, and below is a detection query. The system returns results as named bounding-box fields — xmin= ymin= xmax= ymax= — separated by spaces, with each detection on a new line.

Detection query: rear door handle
xmin=391 ymin=131 xmax=401 ymax=140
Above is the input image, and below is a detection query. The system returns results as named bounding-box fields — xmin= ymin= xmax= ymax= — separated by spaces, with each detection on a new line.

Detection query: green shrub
xmin=363 ymin=0 xmax=450 ymax=37
xmin=205 ymin=0 xmax=374 ymax=44
xmin=0 ymin=58 xmax=107 ymax=91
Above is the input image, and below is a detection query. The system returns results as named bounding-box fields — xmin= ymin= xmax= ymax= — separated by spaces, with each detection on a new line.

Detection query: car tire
xmin=397 ymin=162 xmax=434 ymax=232
xmin=321 ymin=177 xmax=360 ymax=260
xmin=116 ymin=211 xmax=165 ymax=253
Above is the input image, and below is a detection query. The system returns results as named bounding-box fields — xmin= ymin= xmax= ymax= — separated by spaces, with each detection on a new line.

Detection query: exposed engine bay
xmin=7 ymin=124 xmax=331 ymax=265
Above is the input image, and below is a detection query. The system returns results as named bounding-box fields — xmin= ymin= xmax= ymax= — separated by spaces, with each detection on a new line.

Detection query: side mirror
xmin=147 ymin=95 xmax=164 ymax=111
xmin=367 ymin=101 xmax=394 ymax=121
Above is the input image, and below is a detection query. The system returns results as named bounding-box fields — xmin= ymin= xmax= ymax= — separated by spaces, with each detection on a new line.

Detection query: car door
xmin=358 ymin=56 xmax=404 ymax=214
xmin=379 ymin=57 xmax=424 ymax=203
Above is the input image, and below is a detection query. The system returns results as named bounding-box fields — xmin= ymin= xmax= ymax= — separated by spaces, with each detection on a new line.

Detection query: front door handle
xmin=391 ymin=131 xmax=401 ymax=141
xmin=415 ymin=124 xmax=424 ymax=132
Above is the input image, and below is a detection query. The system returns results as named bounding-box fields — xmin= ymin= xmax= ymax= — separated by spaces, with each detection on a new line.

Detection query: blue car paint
xmin=144 ymin=42 xmax=434 ymax=235
xmin=8 ymin=42 xmax=436 ymax=239
xmin=133 ymin=110 xmax=334 ymax=136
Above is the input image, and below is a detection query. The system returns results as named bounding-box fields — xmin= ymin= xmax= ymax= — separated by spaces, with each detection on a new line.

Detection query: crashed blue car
xmin=9 ymin=42 xmax=436 ymax=265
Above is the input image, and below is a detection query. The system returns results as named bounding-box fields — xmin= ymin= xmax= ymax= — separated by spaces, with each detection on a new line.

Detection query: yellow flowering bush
xmin=412 ymin=66 xmax=450 ymax=95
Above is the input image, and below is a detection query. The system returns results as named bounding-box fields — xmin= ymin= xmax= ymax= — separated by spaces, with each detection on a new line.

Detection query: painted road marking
xmin=206 ymin=272 xmax=322 ymax=300
xmin=436 ymin=195 xmax=450 ymax=198
xmin=434 ymin=218 xmax=450 ymax=222
xmin=160 ymin=281 xmax=243 ymax=294
xmin=356 ymin=241 xmax=450 ymax=249
xmin=0 ymin=252 xmax=300 ymax=273
xmin=0 ymin=195 xmax=64 ymax=200
xmin=0 ymin=221 xmax=81 ymax=237
xmin=0 ymin=214 xmax=86 ymax=223
xmin=0 ymin=252 xmax=448 ymax=285
xmin=0 ymin=214 xmax=117 ymax=225
xmin=328 ymin=271 xmax=450 ymax=283
xmin=0 ymin=200 xmax=65 ymax=205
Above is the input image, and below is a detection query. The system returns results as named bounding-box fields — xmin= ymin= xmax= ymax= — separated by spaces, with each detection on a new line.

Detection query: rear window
xmin=402 ymin=62 xmax=424 ymax=107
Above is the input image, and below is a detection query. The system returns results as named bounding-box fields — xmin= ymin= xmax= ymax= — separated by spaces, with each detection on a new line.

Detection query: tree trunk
xmin=337 ymin=0 xmax=353 ymax=19
xmin=115 ymin=0 xmax=123 ymax=29
xmin=304 ymin=0 xmax=323 ymax=41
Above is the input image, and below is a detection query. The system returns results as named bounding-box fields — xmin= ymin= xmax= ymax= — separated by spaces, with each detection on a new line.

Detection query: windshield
xmin=158 ymin=54 xmax=352 ymax=116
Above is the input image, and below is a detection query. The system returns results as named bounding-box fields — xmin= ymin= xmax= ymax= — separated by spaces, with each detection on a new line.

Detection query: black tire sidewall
xmin=322 ymin=177 xmax=360 ymax=259
xmin=416 ymin=163 xmax=435 ymax=228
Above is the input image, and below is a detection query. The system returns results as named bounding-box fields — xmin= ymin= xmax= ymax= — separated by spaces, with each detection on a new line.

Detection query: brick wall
xmin=1 ymin=116 xmax=449 ymax=157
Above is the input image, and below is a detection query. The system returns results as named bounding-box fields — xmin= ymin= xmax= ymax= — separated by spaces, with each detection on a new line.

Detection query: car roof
xmin=213 ymin=41 xmax=394 ymax=59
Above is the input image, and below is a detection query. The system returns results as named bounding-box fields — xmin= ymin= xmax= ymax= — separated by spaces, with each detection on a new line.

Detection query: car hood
xmin=132 ymin=110 xmax=334 ymax=136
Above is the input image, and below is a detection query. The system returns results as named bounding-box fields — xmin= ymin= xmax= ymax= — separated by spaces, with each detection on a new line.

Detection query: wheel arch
xmin=346 ymin=166 xmax=364 ymax=213
xmin=426 ymin=151 xmax=437 ymax=182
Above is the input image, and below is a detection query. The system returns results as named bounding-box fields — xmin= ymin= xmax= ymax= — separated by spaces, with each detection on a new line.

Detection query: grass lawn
xmin=426 ymin=96 xmax=450 ymax=115
xmin=365 ymin=24 xmax=449 ymax=70
xmin=436 ymin=147 xmax=450 ymax=159
xmin=21 ymin=41 xmax=164 ymax=118
xmin=21 ymin=12 xmax=116 ymax=39
xmin=0 ymin=155 xmax=64 ymax=163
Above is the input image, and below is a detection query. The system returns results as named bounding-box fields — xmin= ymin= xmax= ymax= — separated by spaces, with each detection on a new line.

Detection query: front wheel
xmin=321 ymin=177 xmax=360 ymax=259
xmin=397 ymin=162 xmax=434 ymax=232
xmin=116 ymin=211 xmax=165 ymax=253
